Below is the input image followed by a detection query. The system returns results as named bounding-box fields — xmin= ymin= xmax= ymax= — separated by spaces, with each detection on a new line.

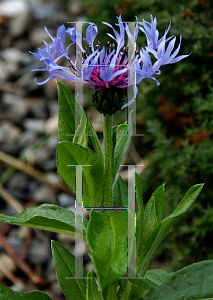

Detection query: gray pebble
xmin=67 ymin=0 xmax=85 ymax=17
xmin=29 ymin=27 xmax=54 ymax=48
xmin=0 ymin=60 xmax=19 ymax=80
xmin=33 ymin=146 xmax=53 ymax=165
xmin=58 ymin=193 xmax=75 ymax=208
xmin=29 ymin=1 xmax=57 ymax=21
xmin=0 ymin=121 xmax=22 ymax=144
xmin=27 ymin=238 xmax=50 ymax=265
xmin=23 ymin=119 xmax=46 ymax=134
xmin=1 ymin=47 xmax=33 ymax=65
xmin=34 ymin=184 xmax=57 ymax=204
xmin=46 ymin=100 xmax=59 ymax=117
xmin=2 ymin=93 xmax=29 ymax=123
xmin=50 ymin=281 xmax=63 ymax=297
xmin=29 ymin=98 xmax=48 ymax=119
xmin=17 ymin=130 xmax=38 ymax=148
xmin=0 ymin=0 xmax=28 ymax=18
xmin=10 ymin=284 xmax=25 ymax=293
xmin=42 ymin=159 xmax=57 ymax=171
xmin=7 ymin=172 xmax=28 ymax=191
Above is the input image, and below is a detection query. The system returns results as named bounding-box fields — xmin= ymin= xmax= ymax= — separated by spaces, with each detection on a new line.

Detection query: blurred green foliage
xmin=81 ymin=0 xmax=213 ymax=270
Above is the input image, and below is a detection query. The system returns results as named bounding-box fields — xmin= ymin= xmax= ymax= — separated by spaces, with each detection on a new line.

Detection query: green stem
xmin=103 ymin=114 xmax=113 ymax=212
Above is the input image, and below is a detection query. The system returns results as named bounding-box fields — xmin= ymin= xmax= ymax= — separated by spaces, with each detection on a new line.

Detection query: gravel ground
xmin=0 ymin=1 xmax=149 ymax=297
xmin=0 ymin=0 xmax=94 ymax=298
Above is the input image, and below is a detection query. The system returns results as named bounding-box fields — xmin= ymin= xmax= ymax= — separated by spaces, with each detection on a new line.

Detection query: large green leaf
xmin=144 ymin=269 xmax=173 ymax=287
xmin=0 ymin=285 xmax=52 ymax=300
xmin=57 ymin=81 xmax=103 ymax=161
xmin=57 ymin=141 xmax=104 ymax=207
xmin=86 ymin=271 xmax=104 ymax=300
xmin=0 ymin=204 xmax=88 ymax=239
xmin=51 ymin=240 xmax=87 ymax=300
xmin=143 ymin=260 xmax=213 ymax=300
xmin=86 ymin=210 xmax=127 ymax=289
xmin=112 ymin=174 xmax=128 ymax=207
xmin=137 ymin=184 xmax=204 ymax=277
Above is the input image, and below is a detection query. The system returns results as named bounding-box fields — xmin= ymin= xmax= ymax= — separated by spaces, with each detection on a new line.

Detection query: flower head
xmin=30 ymin=16 xmax=189 ymax=114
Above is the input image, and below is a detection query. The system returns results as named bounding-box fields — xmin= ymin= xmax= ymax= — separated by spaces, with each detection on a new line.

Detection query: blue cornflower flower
xmin=30 ymin=15 xmax=189 ymax=113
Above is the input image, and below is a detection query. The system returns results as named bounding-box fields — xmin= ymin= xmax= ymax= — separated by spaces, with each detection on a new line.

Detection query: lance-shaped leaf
xmin=57 ymin=81 xmax=103 ymax=161
xmin=57 ymin=80 xmax=79 ymax=143
xmin=136 ymin=182 xmax=165 ymax=262
xmin=112 ymin=174 xmax=128 ymax=207
xmin=0 ymin=285 xmax=52 ymax=300
xmin=135 ymin=173 xmax=144 ymax=257
xmin=137 ymin=184 xmax=204 ymax=277
xmin=86 ymin=271 xmax=104 ymax=300
xmin=73 ymin=110 xmax=90 ymax=149
xmin=51 ymin=240 xmax=87 ymax=300
xmin=57 ymin=141 xmax=104 ymax=207
xmin=117 ymin=278 xmax=150 ymax=300
xmin=112 ymin=110 xmax=133 ymax=179
xmin=86 ymin=210 xmax=127 ymax=289
xmin=142 ymin=260 xmax=213 ymax=300
xmin=151 ymin=184 xmax=165 ymax=224
xmin=136 ymin=192 xmax=159 ymax=263
xmin=0 ymin=204 xmax=88 ymax=239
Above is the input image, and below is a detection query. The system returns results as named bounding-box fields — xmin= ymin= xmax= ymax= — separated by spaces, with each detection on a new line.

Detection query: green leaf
xmin=117 ymin=278 xmax=150 ymax=300
xmin=73 ymin=101 xmax=104 ymax=162
xmin=102 ymin=283 xmax=117 ymax=300
xmin=86 ymin=116 xmax=104 ymax=163
xmin=51 ymin=240 xmax=87 ymax=300
xmin=135 ymin=173 xmax=144 ymax=257
xmin=57 ymin=141 xmax=104 ymax=207
xmin=142 ymin=196 xmax=158 ymax=246
xmin=73 ymin=110 xmax=90 ymax=148
xmin=152 ymin=184 xmax=165 ymax=224
xmin=57 ymin=80 xmax=78 ymax=143
xmin=0 ymin=285 xmax=52 ymax=300
xmin=136 ymin=184 xmax=164 ymax=264
xmin=144 ymin=269 xmax=173 ymax=287
xmin=86 ymin=210 xmax=127 ymax=289
xmin=113 ymin=110 xmax=133 ymax=179
xmin=135 ymin=172 xmax=143 ymax=216
xmin=112 ymin=174 xmax=128 ymax=207
xmin=0 ymin=204 xmax=88 ymax=239
xmin=137 ymin=224 xmax=161 ymax=265
xmin=137 ymin=184 xmax=204 ymax=277
xmin=86 ymin=271 xmax=104 ymax=300
xmin=143 ymin=260 xmax=213 ymax=300
xmin=170 ymin=183 xmax=204 ymax=218
xmin=57 ymin=81 xmax=103 ymax=161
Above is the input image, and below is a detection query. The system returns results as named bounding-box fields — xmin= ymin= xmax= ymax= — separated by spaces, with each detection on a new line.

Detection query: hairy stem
xmin=103 ymin=114 xmax=113 ymax=214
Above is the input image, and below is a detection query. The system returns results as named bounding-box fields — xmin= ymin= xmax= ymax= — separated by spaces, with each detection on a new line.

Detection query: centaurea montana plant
xmin=0 ymin=15 xmax=212 ymax=300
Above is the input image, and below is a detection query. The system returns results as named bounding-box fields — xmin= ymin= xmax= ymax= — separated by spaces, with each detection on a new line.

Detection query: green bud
xmin=92 ymin=87 xmax=125 ymax=115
